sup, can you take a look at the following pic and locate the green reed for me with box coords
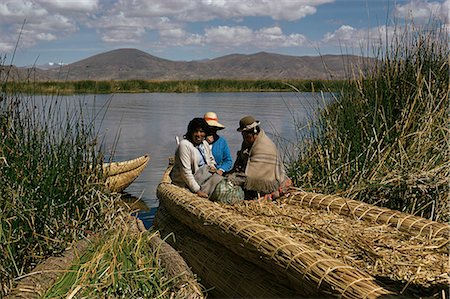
[44,226,181,298]
[7,78,346,94]
[0,81,122,295]
[288,21,449,221]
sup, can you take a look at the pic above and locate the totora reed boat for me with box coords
[103,154,150,193]
[155,158,449,299]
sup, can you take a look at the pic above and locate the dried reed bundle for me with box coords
[102,154,150,176]
[155,204,300,298]
[6,236,98,299]
[221,198,449,296]
[7,213,203,299]
[286,190,449,238]
[157,175,397,299]
[104,154,150,192]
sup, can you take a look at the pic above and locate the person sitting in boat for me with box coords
[203,111,233,175]
[230,115,292,200]
[170,117,223,198]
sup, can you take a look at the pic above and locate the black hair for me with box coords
[184,117,210,141]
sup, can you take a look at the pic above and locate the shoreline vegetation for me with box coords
[4,78,347,94]
[1,19,448,297]
[287,21,449,223]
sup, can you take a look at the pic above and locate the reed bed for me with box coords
[287,20,449,222]
[6,78,345,94]
[0,76,124,295]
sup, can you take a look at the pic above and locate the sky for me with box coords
[0,0,448,67]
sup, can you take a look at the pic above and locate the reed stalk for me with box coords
[287,20,449,222]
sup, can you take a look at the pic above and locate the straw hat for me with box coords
[204,112,225,130]
[237,115,260,132]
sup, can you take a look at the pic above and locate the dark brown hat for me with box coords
[237,115,260,132]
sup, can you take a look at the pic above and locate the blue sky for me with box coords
[1,0,448,67]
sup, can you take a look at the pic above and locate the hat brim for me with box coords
[237,121,260,132]
[206,120,225,129]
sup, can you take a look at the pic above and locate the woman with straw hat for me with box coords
[203,112,233,176]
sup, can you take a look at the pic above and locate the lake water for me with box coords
[72,92,328,224]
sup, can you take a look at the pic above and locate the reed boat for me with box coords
[155,159,449,299]
[103,154,150,193]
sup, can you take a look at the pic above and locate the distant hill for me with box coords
[9,48,372,81]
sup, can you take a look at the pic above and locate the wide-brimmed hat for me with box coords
[204,112,225,130]
[237,115,260,132]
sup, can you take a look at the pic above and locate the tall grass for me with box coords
[288,21,449,221]
[0,66,123,295]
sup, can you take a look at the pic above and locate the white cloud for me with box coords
[105,0,333,22]
[37,0,98,12]
[393,0,448,23]
[90,0,323,47]
[321,24,396,51]
[0,0,90,50]
[0,0,332,55]
[0,1,47,21]
[200,25,307,49]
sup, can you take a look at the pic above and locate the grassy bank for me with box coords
[5,78,347,94]
[287,22,449,222]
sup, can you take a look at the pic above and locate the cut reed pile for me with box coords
[286,190,449,238]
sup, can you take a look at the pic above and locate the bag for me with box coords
[210,178,245,204]
[194,165,224,196]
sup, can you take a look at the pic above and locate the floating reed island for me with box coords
[155,162,449,298]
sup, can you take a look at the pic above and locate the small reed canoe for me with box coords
[103,154,149,193]
[155,159,449,299]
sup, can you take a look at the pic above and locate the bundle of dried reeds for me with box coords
[103,154,150,192]
[155,204,300,298]
[157,179,397,299]
[221,198,449,296]
[157,160,448,298]
[286,190,449,238]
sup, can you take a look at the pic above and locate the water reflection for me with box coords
[120,193,157,228]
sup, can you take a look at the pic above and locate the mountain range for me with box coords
[6,48,371,81]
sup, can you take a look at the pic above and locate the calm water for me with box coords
[61,92,327,222]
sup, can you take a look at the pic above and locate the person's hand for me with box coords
[208,165,217,173]
[257,193,273,202]
[196,190,208,198]
[216,169,224,176]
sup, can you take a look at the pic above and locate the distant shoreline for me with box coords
[7,78,347,94]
